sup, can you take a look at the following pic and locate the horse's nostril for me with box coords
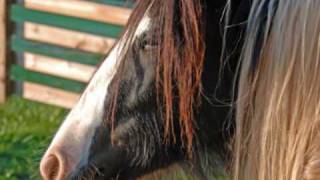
[40,152,68,180]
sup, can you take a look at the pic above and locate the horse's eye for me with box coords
[142,43,157,51]
[139,34,157,51]
[140,41,157,51]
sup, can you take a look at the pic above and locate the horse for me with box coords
[39,0,320,178]
[39,0,250,179]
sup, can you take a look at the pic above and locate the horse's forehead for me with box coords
[133,3,154,38]
[134,15,152,37]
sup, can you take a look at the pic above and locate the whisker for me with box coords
[91,164,104,177]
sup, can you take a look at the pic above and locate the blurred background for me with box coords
[0,0,132,179]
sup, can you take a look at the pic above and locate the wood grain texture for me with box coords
[24,53,96,83]
[10,65,86,93]
[25,0,131,26]
[25,22,116,54]
[0,0,7,103]
[11,5,124,38]
[23,82,80,109]
[11,36,103,66]
[93,0,133,8]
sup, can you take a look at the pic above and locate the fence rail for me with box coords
[8,0,132,108]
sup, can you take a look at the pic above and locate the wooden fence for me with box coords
[8,0,132,108]
[0,0,8,103]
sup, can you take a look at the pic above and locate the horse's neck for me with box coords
[197,0,251,164]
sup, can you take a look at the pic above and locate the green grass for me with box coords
[0,96,68,180]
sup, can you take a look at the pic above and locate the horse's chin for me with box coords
[68,171,135,180]
[67,164,128,180]
[67,169,103,180]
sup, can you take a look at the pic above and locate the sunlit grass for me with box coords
[0,96,67,179]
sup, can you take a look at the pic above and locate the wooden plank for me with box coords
[24,53,96,83]
[23,82,80,109]
[93,0,133,8]
[11,5,124,38]
[24,22,115,54]
[25,0,132,26]
[0,0,7,103]
[10,65,86,93]
[11,36,104,66]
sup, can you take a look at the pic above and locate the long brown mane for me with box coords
[108,0,205,154]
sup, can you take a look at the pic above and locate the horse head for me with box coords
[39,0,248,179]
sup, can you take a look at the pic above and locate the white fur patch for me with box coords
[134,15,151,37]
[42,13,152,173]
[44,39,123,170]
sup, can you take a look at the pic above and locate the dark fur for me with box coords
[69,0,250,179]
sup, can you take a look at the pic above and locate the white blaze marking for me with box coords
[135,15,151,37]
[43,13,152,172]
